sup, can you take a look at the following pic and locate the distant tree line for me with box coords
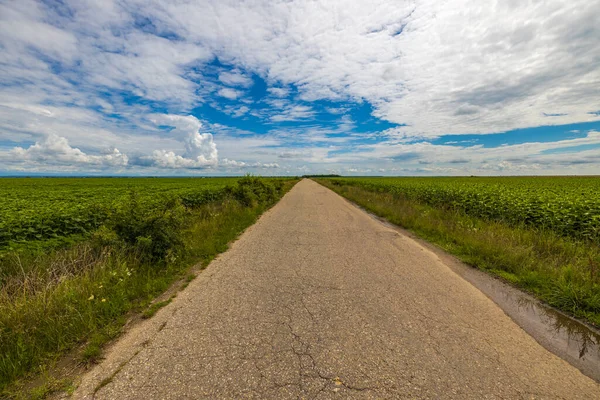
[302,174,341,178]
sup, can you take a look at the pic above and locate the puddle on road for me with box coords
[367,210,600,383]
[456,267,600,383]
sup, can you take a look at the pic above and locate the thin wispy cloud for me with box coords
[0,0,599,175]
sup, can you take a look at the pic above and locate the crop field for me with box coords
[327,176,600,244]
[0,177,242,252]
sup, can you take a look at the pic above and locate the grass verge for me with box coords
[316,179,600,327]
[0,177,297,398]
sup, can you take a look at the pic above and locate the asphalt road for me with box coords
[74,179,600,399]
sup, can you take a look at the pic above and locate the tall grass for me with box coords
[0,177,296,396]
[317,180,600,327]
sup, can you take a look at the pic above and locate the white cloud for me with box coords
[132,0,598,136]
[148,114,218,168]
[278,150,312,159]
[0,1,78,61]
[270,105,315,122]
[217,88,242,100]
[10,134,128,167]
[338,130,600,175]
[232,106,249,118]
[2,0,599,137]
[219,71,253,87]
[221,158,279,169]
[258,162,280,169]
[220,105,250,118]
[150,150,211,169]
[221,158,247,168]
[267,87,289,98]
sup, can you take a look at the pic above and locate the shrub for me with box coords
[109,192,187,262]
[230,176,278,207]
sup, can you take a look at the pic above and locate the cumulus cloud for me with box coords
[150,150,212,169]
[10,134,128,167]
[221,158,247,168]
[148,114,218,169]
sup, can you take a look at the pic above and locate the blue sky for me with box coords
[0,0,599,176]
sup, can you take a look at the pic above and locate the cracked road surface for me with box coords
[74,179,600,399]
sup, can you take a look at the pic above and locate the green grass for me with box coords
[23,377,73,400]
[317,179,600,327]
[141,299,173,319]
[0,177,297,398]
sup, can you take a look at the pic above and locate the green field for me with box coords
[0,177,243,252]
[0,176,296,396]
[318,176,600,327]
[327,176,600,244]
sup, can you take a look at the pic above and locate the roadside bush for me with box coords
[99,178,282,262]
[109,192,187,262]
[230,176,278,206]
